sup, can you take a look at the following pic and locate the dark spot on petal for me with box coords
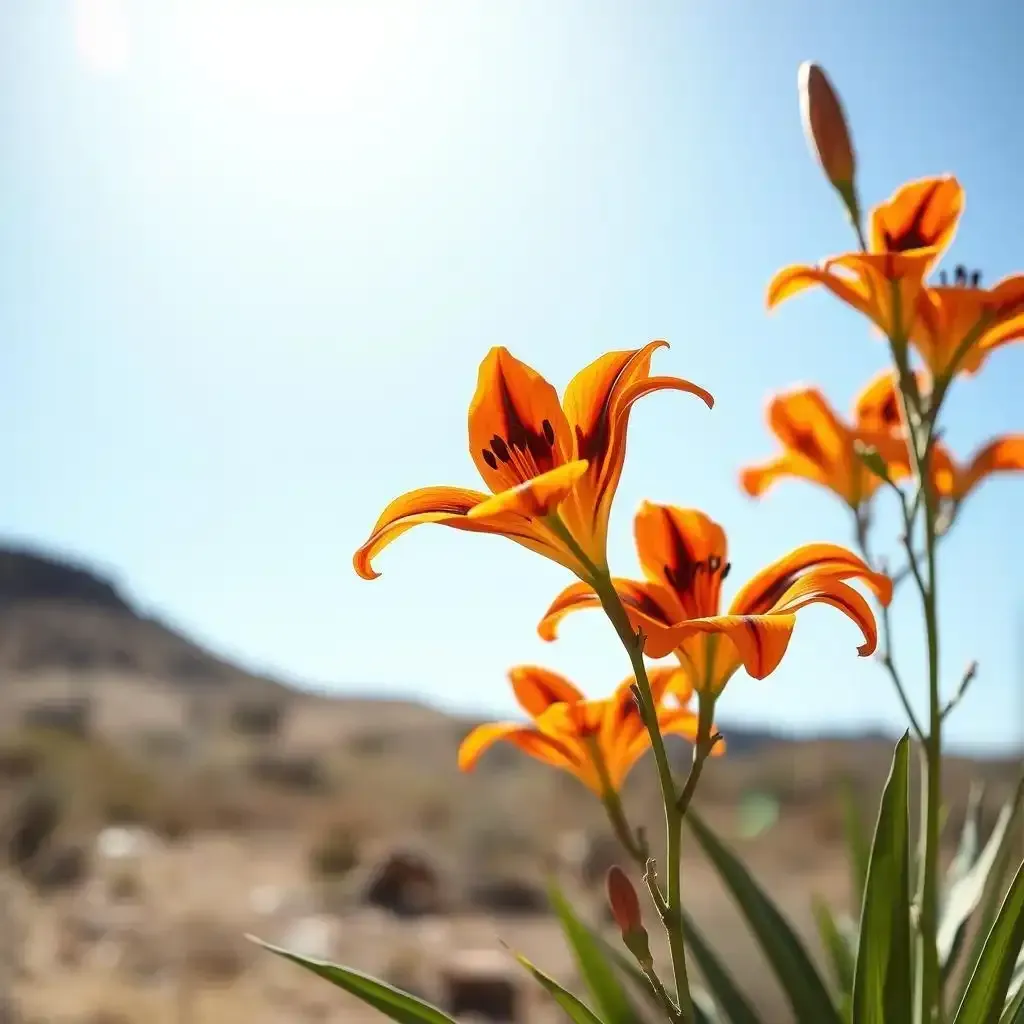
[491,436,511,463]
[482,449,498,470]
[789,427,824,464]
[542,419,555,446]
[882,179,942,252]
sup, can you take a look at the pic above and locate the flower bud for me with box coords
[606,865,643,934]
[606,866,653,966]
[798,62,856,191]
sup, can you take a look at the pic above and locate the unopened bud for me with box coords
[606,866,653,966]
[799,62,855,190]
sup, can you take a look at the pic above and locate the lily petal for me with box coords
[608,706,707,789]
[730,542,892,615]
[869,176,964,261]
[353,485,491,580]
[954,436,1024,501]
[640,615,798,675]
[559,341,713,567]
[740,451,833,499]
[536,577,681,642]
[467,460,589,520]
[633,503,728,617]
[508,665,585,718]
[853,368,911,433]
[767,261,874,318]
[468,347,572,493]
[458,722,581,773]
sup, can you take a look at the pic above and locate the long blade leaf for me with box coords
[509,947,606,1024]
[954,775,1024,1002]
[548,880,643,1023]
[252,937,458,1024]
[851,733,912,1024]
[953,855,1024,1024]
[686,808,841,1024]
[812,896,855,1012]
[680,906,761,1024]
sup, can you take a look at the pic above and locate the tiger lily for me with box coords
[911,265,1024,381]
[353,343,712,583]
[457,664,721,796]
[767,176,964,343]
[739,385,912,508]
[930,437,1024,504]
[852,372,1024,505]
[538,503,891,696]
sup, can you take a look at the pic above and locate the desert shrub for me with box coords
[246,752,329,793]
[3,779,63,871]
[20,698,93,739]
[308,821,361,879]
[229,698,285,739]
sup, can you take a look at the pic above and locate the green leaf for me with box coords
[548,880,641,1023]
[840,780,871,908]
[1005,947,1024,1008]
[851,732,912,1024]
[686,808,841,1024]
[509,947,606,1024]
[680,906,761,1024]
[952,855,1024,1024]
[812,895,856,1009]
[587,928,717,1024]
[941,782,1021,980]
[944,784,985,900]
[954,776,1024,1003]
[1001,961,1024,1024]
[251,937,457,1024]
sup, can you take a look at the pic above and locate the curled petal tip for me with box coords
[352,550,382,581]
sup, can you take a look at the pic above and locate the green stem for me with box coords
[593,578,695,1024]
[889,339,942,1024]
[918,458,943,1024]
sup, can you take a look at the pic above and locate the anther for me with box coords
[708,555,721,573]
[954,264,967,286]
[542,419,555,446]
[970,270,981,287]
[939,270,948,286]
[491,436,511,463]
[721,562,731,580]
[481,449,498,470]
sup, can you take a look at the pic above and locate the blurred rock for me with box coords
[464,876,548,916]
[361,847,448,917]
[441,949,520,1022]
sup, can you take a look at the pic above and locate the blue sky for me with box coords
[2,1,1022,753]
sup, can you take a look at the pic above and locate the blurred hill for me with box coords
[0,541,1020,1024]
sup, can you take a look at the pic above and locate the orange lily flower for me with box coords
[538,503,892,697]
[930,437,1024,503]
[457,664,722,795]
[739,385,912,507]
[852,367,920,434]
[912,265,1024,380]
[353,343,712,583]
[767,176,964,342]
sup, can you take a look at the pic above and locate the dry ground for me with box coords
[1,672,1020,1024]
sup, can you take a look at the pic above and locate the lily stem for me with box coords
[892,348,943,1024]
[594,578,695,1024]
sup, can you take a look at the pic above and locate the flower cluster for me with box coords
[335,60,1024,1024]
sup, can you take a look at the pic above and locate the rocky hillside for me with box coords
[0,545,280,692]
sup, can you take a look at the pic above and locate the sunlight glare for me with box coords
[74,0,131,77]
[181,0,428,109]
